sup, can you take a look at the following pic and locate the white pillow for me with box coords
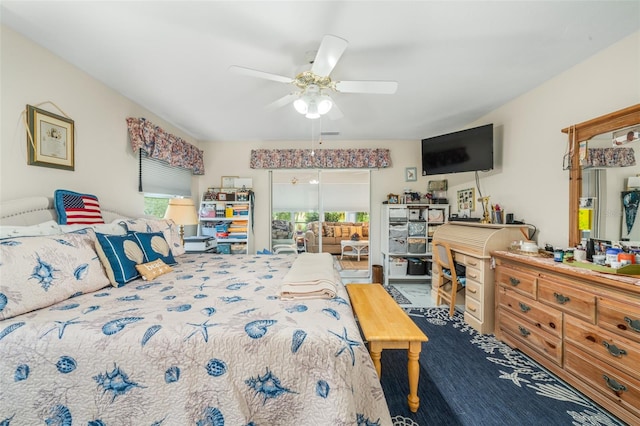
[0,229,111,320]
[59,219,127,235]
[0,220,62,239]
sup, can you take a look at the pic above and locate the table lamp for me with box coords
[164,198,199,246]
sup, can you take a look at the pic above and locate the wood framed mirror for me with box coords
[562,104,640,247]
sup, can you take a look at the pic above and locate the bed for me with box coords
[0,197,392,425]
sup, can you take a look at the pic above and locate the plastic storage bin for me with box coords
[217,244,231,254]
[407,258,428,275]
[389,258,408,277]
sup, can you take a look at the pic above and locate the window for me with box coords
[139,150,192,218]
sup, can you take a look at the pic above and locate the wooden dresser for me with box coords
[493,251,640,425]
[431,222,527,334]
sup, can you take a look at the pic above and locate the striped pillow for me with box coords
[54,189,104,225]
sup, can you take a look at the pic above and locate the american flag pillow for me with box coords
[54,189,105,225]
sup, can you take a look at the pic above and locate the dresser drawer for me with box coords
[598,297,640,345]
[465,278,482,303]
[497,286,562,337]
[565,315,640,379]
[464,265,482,288]
[565,344,640,419]
[538,276,596,323]
[496,264,537,299]
[498,309,562,365]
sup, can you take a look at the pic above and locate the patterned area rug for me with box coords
[385,285,412,305]
[337,258,369,270]
[381,307,625,426]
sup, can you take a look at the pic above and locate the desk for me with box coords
[346,283,428,412]
[341,240,369,261]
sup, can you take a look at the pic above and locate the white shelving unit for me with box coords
[380,203,449,286]
[198,189,253,254]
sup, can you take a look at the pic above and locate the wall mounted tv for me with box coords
[421,123,494,175]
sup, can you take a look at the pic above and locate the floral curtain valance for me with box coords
[126,117,205,175]
[250,148,391,169]
[586,147,635,168]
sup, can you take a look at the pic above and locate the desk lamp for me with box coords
[164,198,199,246]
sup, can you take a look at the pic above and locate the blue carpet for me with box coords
[381,307,626,426]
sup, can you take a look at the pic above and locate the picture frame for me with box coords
[387,193,400,204]
[221,176,238,188]
[26,104,74,171]
[405,167,417,182]
[457,188,475,211]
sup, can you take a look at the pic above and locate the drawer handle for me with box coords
[602,341,627,358]
[468,288,477,294]
[468,306,477,313]
[518,302,531,313]
[509,277,520,286]
[624,316,640,332]
[468,272,478,279]
[518,326,530,337]
[602,375,627,394]
[553,293,570,304]
[467,260,478,266]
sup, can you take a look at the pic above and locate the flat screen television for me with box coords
[421,123,494,175]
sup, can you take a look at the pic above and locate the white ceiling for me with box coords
[2,1,639,143]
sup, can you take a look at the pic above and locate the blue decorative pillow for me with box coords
[54,189,104,225]
[94,233,145,287]
[133,232,177,265]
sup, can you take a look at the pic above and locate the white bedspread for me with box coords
[0,253,391,425]
[280,252,339,299]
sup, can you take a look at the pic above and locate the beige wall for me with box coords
[0,25,200,215]
[2,24,639,264]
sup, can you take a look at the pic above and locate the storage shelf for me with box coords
[200,217,248,221]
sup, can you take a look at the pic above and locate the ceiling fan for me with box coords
[229,34,398,119]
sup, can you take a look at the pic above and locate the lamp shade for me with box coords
[164,198,199,226]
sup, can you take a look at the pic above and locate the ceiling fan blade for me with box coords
[228,65,293,84]
[311,34,348,77]
[265,93,298,110]
[335,80,398,94]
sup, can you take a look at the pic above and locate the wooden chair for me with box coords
[433,241,465,317]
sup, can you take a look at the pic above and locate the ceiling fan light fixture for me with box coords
[293,97,308,114]
[305,99,320,119]
[317,95,333,115]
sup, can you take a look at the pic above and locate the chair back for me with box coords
[433,241,458,281]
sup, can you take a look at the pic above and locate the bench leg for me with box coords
[407,341,421,412]
[369,341,382,377]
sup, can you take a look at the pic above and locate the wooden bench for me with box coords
[346,283,429,412]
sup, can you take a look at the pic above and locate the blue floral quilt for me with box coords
[0,253,391,425]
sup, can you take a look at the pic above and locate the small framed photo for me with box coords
[26,104,74,171]
[457,188,475,211]
[387,193,400,204]
[405,167,417,182]
[221,176,238,188]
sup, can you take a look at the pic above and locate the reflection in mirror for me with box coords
[580,128,640,244]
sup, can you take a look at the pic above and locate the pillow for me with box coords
[59,220,127,235]
[0,220,62,239]
[350,226,364,238]
[135,259,173,281]
[94,232,145,287]
[120,218,185,257]
[333,226,342,237]
[0,229,110,320]
[54,189,105,225]
[133,231,177,265]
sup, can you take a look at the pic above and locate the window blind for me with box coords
[139,150,192,196]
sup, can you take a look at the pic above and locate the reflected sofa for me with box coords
[304,221,369,254]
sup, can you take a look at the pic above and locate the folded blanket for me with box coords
[280,253,339,300]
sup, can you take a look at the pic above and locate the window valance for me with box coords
[586,147,635,168]
[126,117,204,175]
[250,148,391,169]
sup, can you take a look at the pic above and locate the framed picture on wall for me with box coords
[405,167,417,182]
[221,176,238,188]
[26,104,75,171]
[457,188,475,211]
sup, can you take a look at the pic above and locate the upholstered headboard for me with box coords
[0,197,136,226]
